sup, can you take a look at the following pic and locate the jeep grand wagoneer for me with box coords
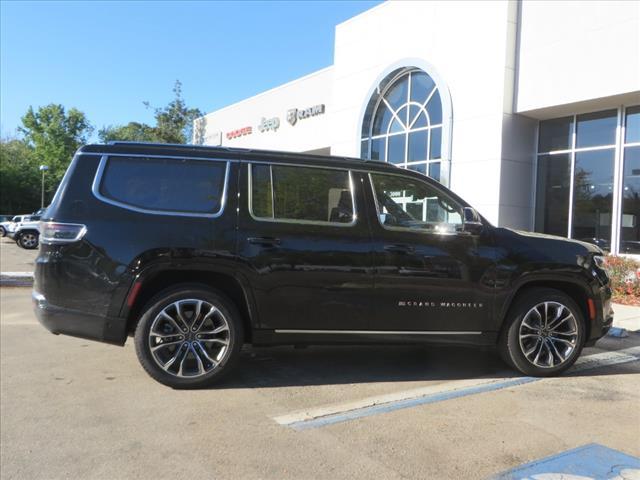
[33,142,613,388]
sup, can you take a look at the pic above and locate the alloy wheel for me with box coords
[148,299,230,378]
[20,233,38,248]
[518,301,579,369]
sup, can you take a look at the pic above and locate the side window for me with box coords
[99,156,227,215]
[370,172,463,233]
[250,164,355,224]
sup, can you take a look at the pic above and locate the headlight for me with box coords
[592,255,605,269]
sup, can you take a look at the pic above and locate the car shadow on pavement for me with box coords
[217,345,517,389]
[214,341,640,389]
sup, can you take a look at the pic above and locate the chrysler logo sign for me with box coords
[287,104,325,126]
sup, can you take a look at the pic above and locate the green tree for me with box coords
[98,81,202,145]
[145,80,203,144]
[19,104,93,197]
[0,137,39,213]
[98,121,157,143]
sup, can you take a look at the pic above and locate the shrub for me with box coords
[603,255,640,305]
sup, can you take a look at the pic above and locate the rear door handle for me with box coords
[248,236,281,247]
[384,244,415,254]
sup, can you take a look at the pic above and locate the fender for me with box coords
[495,269,603,339]
[116,251,260,335]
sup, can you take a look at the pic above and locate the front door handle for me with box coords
[384,244,414,254]
[248,236,281,247]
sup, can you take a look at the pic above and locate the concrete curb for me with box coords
[1,272,34,287]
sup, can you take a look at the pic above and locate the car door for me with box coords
[237,161,374,331]
[365,170,496,333]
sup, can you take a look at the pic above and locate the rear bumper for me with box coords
[32,290,127,346]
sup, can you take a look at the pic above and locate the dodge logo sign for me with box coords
[226,126,252,140]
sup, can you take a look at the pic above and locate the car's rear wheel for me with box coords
[0,226,6,237]
[17,231,39,249]
[499,288,585,377]
[134,284,244,389]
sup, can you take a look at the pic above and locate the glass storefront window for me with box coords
[619,105,640,254]
[361,68,444,182]
[571,149,615,248]
[576,110,617,149]
[535,154,571,237]
[625,106,640,144]
[620,147,640,254]
[536,106,640,256]
[538,116,573,153]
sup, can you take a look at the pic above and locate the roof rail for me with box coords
[107,141,205,148]
[102,141,386,164]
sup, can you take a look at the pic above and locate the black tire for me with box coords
[0,226,6,237]
[499,288,585,377]
[17,231,39,249]
[134,284,244,389]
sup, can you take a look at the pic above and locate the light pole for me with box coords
[39,165,49,208]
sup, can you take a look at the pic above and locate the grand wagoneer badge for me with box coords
[398,301,484,308]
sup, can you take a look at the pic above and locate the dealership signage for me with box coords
[226,126,252,140]
[287,104,325,126]
[225,103,325,141]
[258,116,280,133]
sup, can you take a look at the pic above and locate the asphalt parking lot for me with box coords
[1,280,639,479]
[0,237,38,272]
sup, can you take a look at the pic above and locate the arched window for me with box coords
[361,68,444,181]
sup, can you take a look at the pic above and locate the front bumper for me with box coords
[585,285,614,346]
[32,290,127,346]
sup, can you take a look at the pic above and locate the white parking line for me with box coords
[273,346,640,430]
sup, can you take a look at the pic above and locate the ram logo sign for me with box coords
[286,104,325,126]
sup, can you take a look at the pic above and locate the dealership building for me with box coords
[194,0,640,256]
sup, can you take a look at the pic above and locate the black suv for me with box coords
[33,142,613,388]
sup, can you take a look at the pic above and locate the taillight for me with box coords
[40,222,87,244]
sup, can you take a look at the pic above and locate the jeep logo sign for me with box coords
[286,104,325,126]
[258,116,280,133]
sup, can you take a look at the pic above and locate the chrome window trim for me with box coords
[274,329,482,335]
[247,162,358,228]
[91,154,230,218]
[367,171,465,236]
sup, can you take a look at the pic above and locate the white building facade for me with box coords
[194,0,640,256]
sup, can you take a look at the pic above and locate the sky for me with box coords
[0,0,381,139]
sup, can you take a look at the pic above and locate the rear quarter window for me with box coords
[98,156,227,215]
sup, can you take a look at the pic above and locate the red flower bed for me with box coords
[603,256,640,306]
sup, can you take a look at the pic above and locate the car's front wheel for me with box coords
[134,284,244,388]
[17,231,39,249]
[499,288,585,377]
[0,226,6,237]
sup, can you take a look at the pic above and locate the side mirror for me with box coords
[462,207,483,235]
